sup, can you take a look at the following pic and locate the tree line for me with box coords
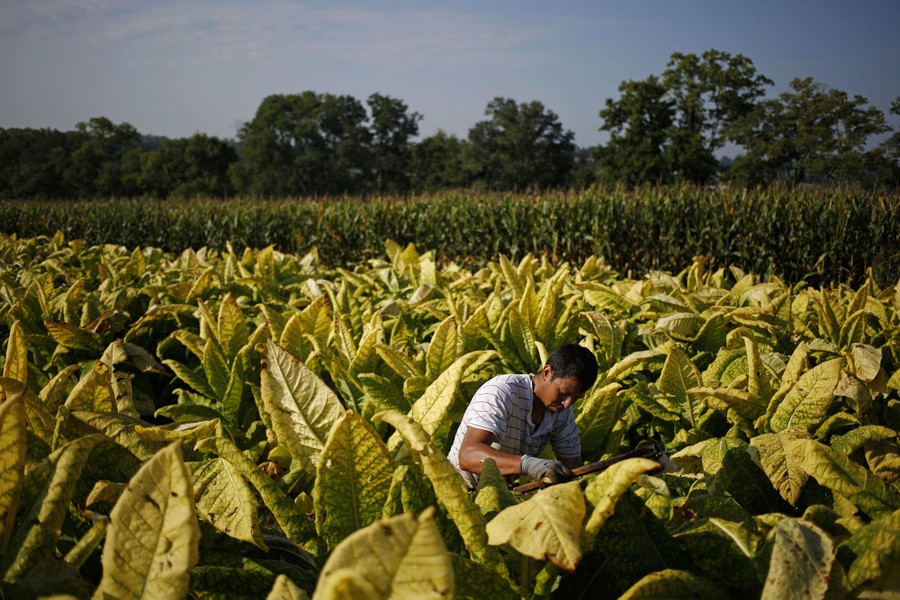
[2,49,899,200]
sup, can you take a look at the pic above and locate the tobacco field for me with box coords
[1,231,899,599]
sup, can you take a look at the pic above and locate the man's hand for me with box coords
[520,455,575,486]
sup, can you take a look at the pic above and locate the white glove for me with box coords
[520,455,575,486]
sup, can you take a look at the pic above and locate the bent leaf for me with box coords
[313,506,453,600]
[750,428,811,506]
[2,433,104,582]
[760,518,834,600]
[261,340,343,472]
[619,569,730,599]
[841,507,900,589]
[95,442,200,600]
[786,439,900,518]
[486,481,585,572]
[375,409,506,577]
[410,350,495,437]
[583,457,661,548]
[313,411,394,549]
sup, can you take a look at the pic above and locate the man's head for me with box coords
[546,343,599,393]
[533,344,599,412]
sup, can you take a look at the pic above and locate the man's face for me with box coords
[537,368,585,412]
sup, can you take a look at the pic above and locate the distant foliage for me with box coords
[0,186,896,287]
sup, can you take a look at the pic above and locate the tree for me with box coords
[65,117,141,197]
[729,78,889,184]
[367,93,421,193]
[233,92,372,196]
[595,49,772,185]
[409,131,470,191]
[139,134,238,198]
[466,98,575,190]
[594,76,675,186]
[0,128,78,199]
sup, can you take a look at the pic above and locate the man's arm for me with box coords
[457,427,524,476]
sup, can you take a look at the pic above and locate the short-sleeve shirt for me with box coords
[447,373,581,488]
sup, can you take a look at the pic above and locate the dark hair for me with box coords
[545,343,598,393]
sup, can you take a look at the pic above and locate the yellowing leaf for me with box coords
[842,508,900,589]
[188,457,267,550]
[759,518,834,600]
[410,351,495,437]
[267,574,311,600]
[658,346,703,426]
[95,442,200,600]
[786,439,900,518]
[375,410,506,577]
[313,507,453,600]
[619,569,730,599]
[0,390,26,554]
[487,481,585,571]
[2,321,27,384]
[2,434,104,582]
[313,411,394,549]
[769,358,844,433]
[583,458,661,548]
[261,340,343,472]
[750,428,811,506]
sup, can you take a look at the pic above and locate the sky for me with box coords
[1,0,899,154]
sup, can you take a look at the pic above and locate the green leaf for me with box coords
[486,481,585,571]
[582,311,623,371]
[0,390,26,555]
[314,506,453,599]
[474,458,517,522]
[426,317,459,381]
[449,554,519,600]
[583,458,661,548]
[750,428,811,506]
[218,293,250,361]
[716,447,787,515]
[655,312,705,341]
[187,457,267,550]
[840,508,900,589]
[214,425,318,553]
[675,518,763,596]
[260,340,343,473]
[45,321,101,353]
[786,439,900,518]
[2,321,27,384]
[410,351,495,438]
[831,425,897,456]
[2,434,104,582]
[619,569,732,599]
[374,409,506,577]
[575,382,627,459]
[601,350,665,386]
[94,442,199,600]
[690,386,766,423]
[313,411,394,549]
[769,358,844,433]
[72,411,164,462]
[658,346,704,427]
[760,518,834,600]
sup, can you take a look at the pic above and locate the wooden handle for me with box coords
[510,446,662,494]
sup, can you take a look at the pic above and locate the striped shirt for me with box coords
[447,373,581,488]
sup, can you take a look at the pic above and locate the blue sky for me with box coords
[1,1,898,153]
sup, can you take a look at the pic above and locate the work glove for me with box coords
[520,455,575,486]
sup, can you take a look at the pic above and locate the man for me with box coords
[448,343,599,489]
